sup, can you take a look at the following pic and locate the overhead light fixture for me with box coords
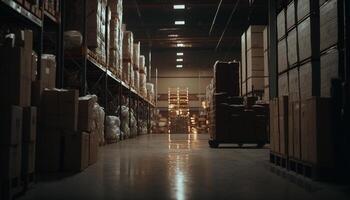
[168,34,179,37]
[173,5,185,9]
[177,43,184,47]
[176,65,183,68]
[176,58,183,62]
[175,20,185,25]
[177,52,184,56]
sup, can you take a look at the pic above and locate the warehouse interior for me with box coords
[0,0,350,199]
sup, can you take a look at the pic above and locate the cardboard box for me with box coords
[288,101,301,159]
[0,145,22,179]
[63,132,89,172]
[299,62,313,100]
[36,131,62,172]
[278,96,288,156]
[78,96,95,132]
[320,48,339,97]
[247,77,265,93]
[241,33,247,83]
[23,107,37,143]
[297,0,312,22]
[21,142,36,175]
[89,132,99,165]
[288,67,300,102]
[278,39,288,73]
[300,97,334,166]
[269,99,279,152]
[278,72,289,97]
[298,17,312,61]
[41,89,79,131]
[277,10,286,40]
[41,54,56,89]
[0,106,23,145]
[246,25,265,50]
[287,28,298,66]
[320,0,338,52]
[0,39,32,107]
[286,1,296,30]
[31,80,44,106]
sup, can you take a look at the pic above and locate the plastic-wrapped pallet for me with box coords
[134,70,139,92]
[133,42,140,70]
[130,67,135,88]
[139,55,146,73]
[92,102,105,144]
[119,105,130,138]
[122,63,131,84]
[139,73,147,97]
[122,31,133,62]
[146,83,155,102]
[105,116,121,141]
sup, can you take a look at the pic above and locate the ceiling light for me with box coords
[176,65,183,68]
[175,20,185,25]
[177,52,184,56]
[173,5,185,9]
[176,58,183,62]
[168,34,179,37]
[177,43,184,47]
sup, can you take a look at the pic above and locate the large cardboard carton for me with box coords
[288,101,301,159]
[300,97,334,167]
[41,54,56,89]
[23,107,37,143]
[41,89,79,131]
[0,106,23,145]
[269,99,279,152]
[0,145,22,180]
[31,80,44,107]
[78,96,95,132]
[63,132,89,172]
[278,96,288,156]
[36,131,62,172]
[89,132,99,165]
[21,142,36,175]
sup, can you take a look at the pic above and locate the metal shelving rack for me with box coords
[1,0,155,141]
[168,88,189,134]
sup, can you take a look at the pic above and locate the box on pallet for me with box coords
[41,89,79,131]
[63,132,89,172]
[78,96,96,132]
[41,54,57,89]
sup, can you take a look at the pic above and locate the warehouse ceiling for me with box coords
[123,0,268,51]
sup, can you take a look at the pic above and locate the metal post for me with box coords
[268,0,277,98]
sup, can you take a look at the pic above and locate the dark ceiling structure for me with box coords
[123,0,268,51]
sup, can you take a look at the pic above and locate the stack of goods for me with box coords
[146,83,155,103]
[122,31,133,84]
[108,0,123,77]
[241,26,267,97]
[92,101,105,146]
[139,55,147,97]
[64,31,83,50]
[78,95,101,165]
[120,105,130,138]
[263,27,269,102]
[66,0,108,62]
[197,111,208,134]
[0,30,36,199]
[168,88,189,134]
[44,0,60,17]
[268,0,344,180]
[133,42,140,91]
[37,89,89,173]
[129,109,137,137]
[105,116,121,143]
[156,116,168,134]
[139,120,148,135]
[14,0,42,18]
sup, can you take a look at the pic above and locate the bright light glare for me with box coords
[173,5,185,9]
[177,52,184,56]
[176,58,183,62]
[175,20,185,25]
[176,65,183,68]
[168,34,179,37]
[177,43,184,47]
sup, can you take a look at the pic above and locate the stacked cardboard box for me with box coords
[122,31,133,84]
[263,27,269,102]
[214,61,240,96]
[241,25,268,97]
[0,30,35,199]
[133,42,140,91]
[139,56,147,97]
[108,0,123,78]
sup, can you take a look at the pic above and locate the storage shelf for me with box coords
[1,0,42,27]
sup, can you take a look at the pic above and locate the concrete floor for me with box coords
[20,134,349,200]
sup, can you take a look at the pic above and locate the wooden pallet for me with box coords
[270,151,288,169]
[288,158,334,181]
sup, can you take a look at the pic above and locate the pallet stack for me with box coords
[122,30,133,84]
[108,0,123,78]
[133,42,140,91]
[14,0,42,19]
[139,55,147,97]
[270,0,344,180]
[241,25,267,98]
[44,0,60,17]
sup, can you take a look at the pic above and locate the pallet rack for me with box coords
[168,88,189,134]
[0,0,155,141]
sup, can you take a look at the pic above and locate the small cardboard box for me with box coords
[78,96,95,132]
[41,54,56,89]
[23,107,37,143]
[278,96,288,156]
[63,132,89,172]
[0,106,23,145]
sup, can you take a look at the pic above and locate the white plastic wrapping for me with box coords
[139,55,146,73]
[130,67,135,88]
[105,116,121,140]
[139,73,147,97]
[146,83,155,102]
[133,42,140,70]
[122,31,133,61]
[91,99,105,144]
[134,70,139,91]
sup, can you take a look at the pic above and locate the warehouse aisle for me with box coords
[20,134,348,200]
